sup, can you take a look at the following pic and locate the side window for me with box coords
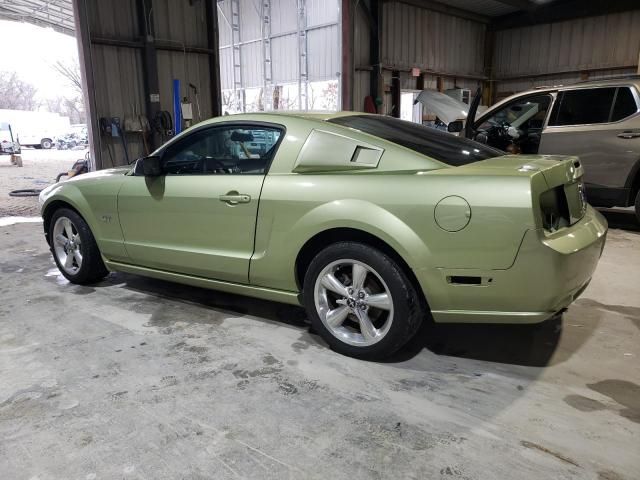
[161,125,283,175]
[477,94,552,132]
[611,87,638,122]
[549,88,616,126]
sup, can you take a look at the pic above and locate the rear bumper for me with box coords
[417,205,608,324]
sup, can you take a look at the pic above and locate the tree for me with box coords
[52,59,83,95]
[0,71,39,110]
[49,58,86,123]
[44,96,85,124]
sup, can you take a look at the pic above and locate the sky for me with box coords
[0,20,80,100]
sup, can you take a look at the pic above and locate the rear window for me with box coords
[548,87,637,126]
[329,115,502,166]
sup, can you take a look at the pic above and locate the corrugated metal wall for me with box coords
[494,10,640,97]
[85,0,217,168]
[381,1,486,77]
[217,0,340,111]
[353,1,485,114]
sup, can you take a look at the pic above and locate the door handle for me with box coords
[617,131,640,139]
[219,192,251,204]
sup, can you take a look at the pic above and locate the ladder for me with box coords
[262,0,273,110]
[297,0,308,110]
[231,0,244,112]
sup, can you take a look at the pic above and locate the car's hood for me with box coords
[72,166,132,180]
[414,90,469,125]
[39,166,131,208]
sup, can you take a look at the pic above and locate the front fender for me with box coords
[41,183,101,241]
[40,174,129,262]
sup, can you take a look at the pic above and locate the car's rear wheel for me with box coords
[41,138,53,149]
[303,242,424,360]
[49,208,109,284]
[634,189,640,225]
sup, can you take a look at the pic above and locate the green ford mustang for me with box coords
[39,112,607,359]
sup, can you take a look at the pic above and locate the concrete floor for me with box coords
[0,212,639,480]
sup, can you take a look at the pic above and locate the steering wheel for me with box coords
[475,122,515,152]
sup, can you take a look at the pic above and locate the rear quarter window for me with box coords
[611,87,639,121]
[549,88,616,126]
[328,115,502,167]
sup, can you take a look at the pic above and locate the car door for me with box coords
[539,85,640,197]
[117,122,284,284]
[474,93,553,154]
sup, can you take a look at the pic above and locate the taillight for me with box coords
[540,187,570,231]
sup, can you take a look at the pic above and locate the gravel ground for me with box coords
[0,148,88,216]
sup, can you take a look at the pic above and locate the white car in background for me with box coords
[0,122,21,155]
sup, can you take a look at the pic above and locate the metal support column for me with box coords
[297,0,308,110]
[205,0,222,117]
[341,0,352,111]
[136,0,162,150]
[391,70,400,118]
[482,29,495,107]
[71,0,100,169]
[369,0,381,112]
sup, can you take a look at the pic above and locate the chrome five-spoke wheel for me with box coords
[52,216,83,275]
[314,259,394,347]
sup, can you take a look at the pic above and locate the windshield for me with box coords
[329,115,502,166]
[478,95,551,131]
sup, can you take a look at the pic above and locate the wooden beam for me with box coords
[491,0,640,31]
[490,0,533,10]
[388,0,490,24]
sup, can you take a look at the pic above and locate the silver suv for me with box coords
[466,76,640,222]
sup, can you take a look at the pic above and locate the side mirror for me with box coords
[447,120,464,133]
[141,156,162,176]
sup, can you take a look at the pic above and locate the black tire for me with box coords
[49,208,109,284]
[303,242,425,360]
[635,189,640,225]
[41,138,53,149]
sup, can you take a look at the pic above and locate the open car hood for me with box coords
[414,90,469,125]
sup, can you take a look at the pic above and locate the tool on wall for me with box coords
[189,83,201,122]
[181,98,194,129]
[152,110,173,143]
[100,116,130,165]
[124,104,151,155]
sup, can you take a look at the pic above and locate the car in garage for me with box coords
[463,77,640,221]
[39,112,608,359]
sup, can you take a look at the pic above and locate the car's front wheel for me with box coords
[303,242,424,360]
[635,189,640,225]
[49,208,109,284]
